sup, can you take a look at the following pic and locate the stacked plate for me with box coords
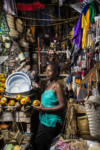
[16,18,23,33]
[6,14,19,38]
[6,72,32,94]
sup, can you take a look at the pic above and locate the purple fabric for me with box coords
[73,13,82,49]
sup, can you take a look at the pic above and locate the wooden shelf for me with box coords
[0,111,30,123]
[79,61,100,86]
[40,74,68,77]
[33,50,67,53]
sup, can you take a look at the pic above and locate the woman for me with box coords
[33,63,66,150]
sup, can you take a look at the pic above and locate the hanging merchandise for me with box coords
[73,13,82,50]
[15,18,23,33]
[37,8,51,25]
[71,1,97,67]
[73,1,96,50]
[3,0,17,15]
[81,9,90,50]
[81,2,96,50]
[86,26,95,49]
[59,0,66,7]
[16,0,45,11]
[6,14,19,39]
[0,12,9,34]
[94,16,100,42]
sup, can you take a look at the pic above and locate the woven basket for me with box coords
[77,116,90,135]
[77,115,95,140]
[85,96,100,139]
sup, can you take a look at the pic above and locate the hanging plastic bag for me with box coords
[3,0,17,15]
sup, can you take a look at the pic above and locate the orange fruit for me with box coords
[33,100,40,106]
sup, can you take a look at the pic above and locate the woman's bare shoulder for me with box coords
[55,82,63,89]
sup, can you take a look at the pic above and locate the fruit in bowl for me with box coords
[33,100,40,106]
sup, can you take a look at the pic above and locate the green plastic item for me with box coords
[2,49,7,54]
[4,144,14,150]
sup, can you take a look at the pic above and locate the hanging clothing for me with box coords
[73,13,82,49]
[16,0,45,11]
[73,2,90,49]
[70,43,81,67]
[90,1,96,24]
[81,2,96,49]
[73,1,96,50]
[81,9,90,50]
[3,0,17,15]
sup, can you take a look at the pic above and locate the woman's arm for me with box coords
[34,83,66,112]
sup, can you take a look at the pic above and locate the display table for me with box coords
[0,111,31,133]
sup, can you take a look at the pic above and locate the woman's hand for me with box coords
[33,103,45,111]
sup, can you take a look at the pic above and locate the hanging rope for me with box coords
[18,16,72,21]
[22,16,78,26]
[37,10,59,19]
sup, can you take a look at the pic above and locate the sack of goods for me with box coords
[85,95,100,139]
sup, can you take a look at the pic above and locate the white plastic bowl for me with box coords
[6,72,31,93]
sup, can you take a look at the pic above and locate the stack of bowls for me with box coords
[5,72,32,94]
[16,18,23,33]
[6,14,19,38]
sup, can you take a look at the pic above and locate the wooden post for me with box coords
[38,37,40,76]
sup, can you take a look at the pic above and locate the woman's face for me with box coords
[46,65,55,80]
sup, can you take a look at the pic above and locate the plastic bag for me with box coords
[3,0,17,15]
[50,134,71,150]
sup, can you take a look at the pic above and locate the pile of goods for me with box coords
[0,94,31,107]
[0,73,6,107]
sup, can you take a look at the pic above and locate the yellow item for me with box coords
[13,145,21,150]
[30,26,35,35]
[33,100,40,106]
[20,97,27,105]
[75,79,81,84]
[81,9,90,49]
[0,74,5,78]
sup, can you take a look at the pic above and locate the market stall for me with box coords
[0,0,100,149]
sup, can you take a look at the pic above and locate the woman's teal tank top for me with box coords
[39,89,64,127]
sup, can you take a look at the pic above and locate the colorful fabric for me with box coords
[90,1,96,24]
[17,1,45,11]
[39,89,63,127]
[73,1,96,50]
[81,9,90,49]
[73,13,82,49]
